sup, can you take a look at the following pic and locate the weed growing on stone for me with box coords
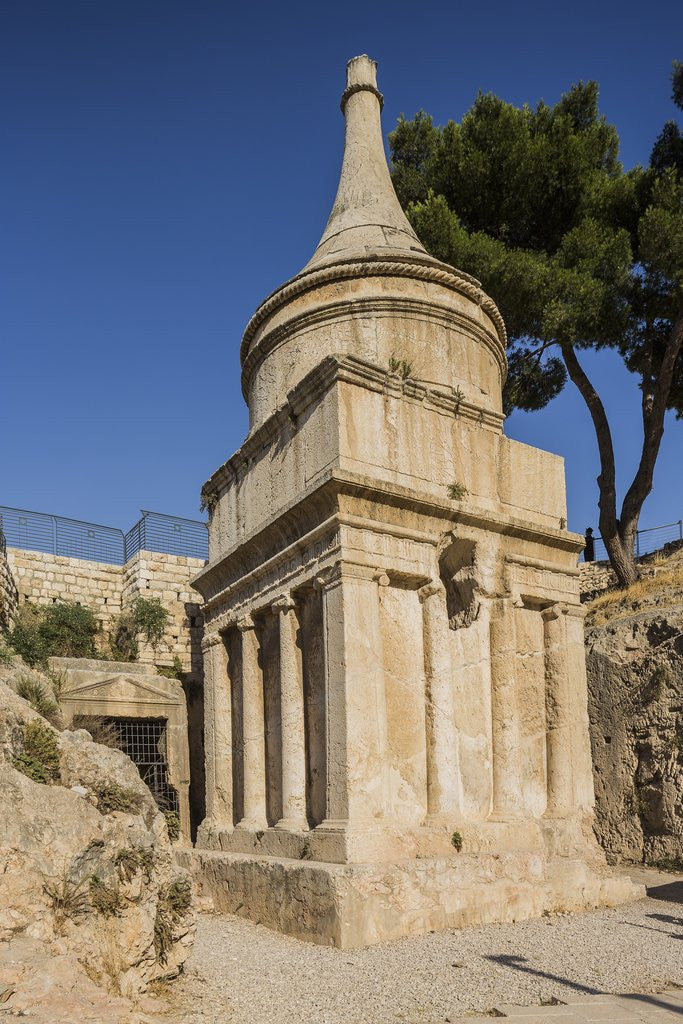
[0,638,15,665]
[13,720,60,784]
[44,872,90,929]
[114,846,155,882]
[388,355,414,379]
[94,782,144,815]
[72,715,121,748]
[451,831,463,852]
[154,876,192,964]
[15,673,60,725]
[89,875,124,917]
[447,481,469,502]
[163,810,181,842]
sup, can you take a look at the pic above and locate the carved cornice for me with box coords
[201,353,504,504]
[240,254,507,369]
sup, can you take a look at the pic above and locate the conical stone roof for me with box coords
[303,55,427,268]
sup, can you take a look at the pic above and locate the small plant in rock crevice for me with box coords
[388,355,414,379]
[451,830,463,852]
[89,875,124,917]
[94,782,144,815]
[43,871,90,929]
[13,720,61,784]
[0,638,15,665]
[114,846,155,882]
[163,810,181,843]
[154,876,192,964]
[447,481,469,502]
[15,673,60,726]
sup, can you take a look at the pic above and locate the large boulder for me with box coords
[0,674,195,1022]
[585,560,683,866]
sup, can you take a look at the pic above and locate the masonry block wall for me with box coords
[6,547,204,674]
[0,545,19,630]
[5,545,207,834]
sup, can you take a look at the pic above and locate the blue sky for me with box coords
[2,0,681,537]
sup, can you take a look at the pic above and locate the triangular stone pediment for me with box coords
[61,671,182,705]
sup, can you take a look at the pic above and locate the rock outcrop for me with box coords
[585,557,683,866]
[0,669,195,1023]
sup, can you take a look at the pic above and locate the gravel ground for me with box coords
[164,871,683,1024]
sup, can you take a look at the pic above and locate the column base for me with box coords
[178,846,644,950]
[274,817,310,833]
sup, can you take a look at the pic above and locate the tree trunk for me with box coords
[561,310,682,589]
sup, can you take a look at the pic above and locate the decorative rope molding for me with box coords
[340,81,384,112]
[240,255,508,368]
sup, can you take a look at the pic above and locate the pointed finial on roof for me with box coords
[304,55,426,269]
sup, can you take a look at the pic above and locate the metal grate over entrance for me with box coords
[103,717,179,813]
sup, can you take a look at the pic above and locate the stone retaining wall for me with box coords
[0,543,19,630]
[5,547,204,676]
[579,561,616,598]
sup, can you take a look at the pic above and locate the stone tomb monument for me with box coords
[190,56,639,946]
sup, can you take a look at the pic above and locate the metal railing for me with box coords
[124,510,208,562]
[586,519,683,562]
[0,506,207,566]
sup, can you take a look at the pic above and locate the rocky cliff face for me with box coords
[0,666,195,1023]
[585,558,683,867]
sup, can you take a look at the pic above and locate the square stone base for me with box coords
[177,847,643,949]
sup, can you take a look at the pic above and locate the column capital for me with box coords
[236,613,256,632]
[271,593,297,613]
[418,578,446,602]
[541,602,565,623]
[201,632,224,653]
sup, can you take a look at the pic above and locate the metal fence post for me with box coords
[679,520,682,542]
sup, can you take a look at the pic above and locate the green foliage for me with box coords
[12,720,60,784]
[163,809,181,843]
[388,355,414,379]
[447,481,469,501]
[130,597,169,652]
[157,656,184,680]
[15,673,60,726]
[114,846,155,882]
[389,80,682,419]
[108,611,138,662]
[0,638,15,665]
[9,601,98,666]
[154,876,192,964]
[94,782,144,815]
[89,875,124,917]
[44,872,90,928]
[451,830,463,852]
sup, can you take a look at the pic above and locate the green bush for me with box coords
[94,782,144,815]
[130,597,169,652]
[157,655,184,681]
[13,720,61,784]
[15,673,61,726]
[9,601,98,666]
[108,611,138,662]
[0,637,16,665]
